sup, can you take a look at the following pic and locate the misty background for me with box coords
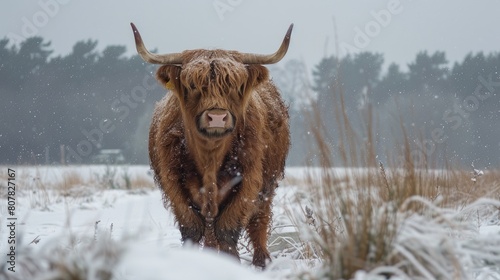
[1,1,499,168]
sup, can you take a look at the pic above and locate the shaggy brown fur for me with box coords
[148,49,290,268]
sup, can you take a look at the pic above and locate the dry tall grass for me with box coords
[3,166,155,211]
[296,83,500,279]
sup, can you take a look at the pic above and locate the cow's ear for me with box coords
[246,65,269,87]
[156,65,182,92]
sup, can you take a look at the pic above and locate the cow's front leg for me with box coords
[247,198,273,268]
[179,220,203,245]
[173,199,205,246]
[165,172,205,246]
[214,168,263,262]
[215,225,241,261]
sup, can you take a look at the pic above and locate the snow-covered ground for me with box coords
[0,165,308,279]
[1,165,499,279]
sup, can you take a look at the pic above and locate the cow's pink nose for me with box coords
[207,113,227,128]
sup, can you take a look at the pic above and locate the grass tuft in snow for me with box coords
[286,80,500,279]
[0,224,124,280]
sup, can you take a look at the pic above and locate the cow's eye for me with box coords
[238,85,245,97]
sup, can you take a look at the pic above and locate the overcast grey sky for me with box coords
[2,1,499,71]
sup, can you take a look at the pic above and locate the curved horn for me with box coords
[130,23,183,65]
[240,24,293,65]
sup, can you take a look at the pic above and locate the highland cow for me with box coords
[131,22,292,268]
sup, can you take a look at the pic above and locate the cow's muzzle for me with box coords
[197,109,235,138]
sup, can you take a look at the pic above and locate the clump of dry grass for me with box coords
[292,83,500,279]
[93,165,154,190]
[128,174,155,190]
[7,165,154,211]
[57,170,92,197]
[27,170,53,210]
[61,170,86,188]
[0,223,123,280]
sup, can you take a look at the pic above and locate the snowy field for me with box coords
[1,165,499,279]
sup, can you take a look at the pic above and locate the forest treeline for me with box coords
[305,51,500,168]
[1,36,499,167]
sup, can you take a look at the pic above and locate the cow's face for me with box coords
[130,22,292,139]
[156,50,268,139]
